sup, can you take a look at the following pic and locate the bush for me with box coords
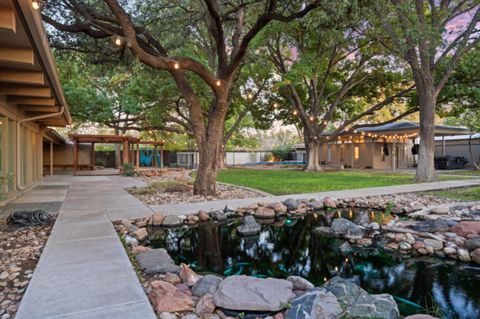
[272,146,293,161]
[122,163,135,176]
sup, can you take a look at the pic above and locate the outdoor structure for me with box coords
[0,0,71,204]
[435,133,480,168]
[295,122,470,170]
[69,134,164,174]
[176,150,272,169]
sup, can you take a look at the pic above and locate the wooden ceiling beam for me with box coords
[0,85,51,97]
[21,106,59,112]
[0,6,15,32]
[0,45,34,64]
[7,97,56,106]
[0,68,44,85]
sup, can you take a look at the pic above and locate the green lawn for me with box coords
[441,170,480,176]
[422,186,480,201]
[216,169,468,195]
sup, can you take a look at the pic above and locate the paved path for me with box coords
[150,179,480,215]
[15,175,156,319]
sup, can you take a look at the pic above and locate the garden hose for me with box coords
[7,210,53,227]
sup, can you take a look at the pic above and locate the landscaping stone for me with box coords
[331,218,364,239]
[164,272,182,285]
[287,276,314,291]
[267,202,288,215]
[151,212,165,226]
[179,263,202,287]
[198,210,210,221]
[312,227,334,237]
[136,248,180,274]
[443,247,456,255]
[131,228,148,242]
[210,211,227,221]
[255,207,276,219]
[464,238,480,251]
[195,294,216,315]
[149,280,194,313]
[451,221,480,237]
[458,249,471,262]
[404,233,415,245]
[237,216,261,236]
[323,276,367,307]
[346,294,400,319]
[471,248,480,264]
[424,239,443,251]
[283,198,298,211]
[132,245,151,253]
[323,197,337,209]
[411,219,449,233]
[192,275,223,297]
[285,288,342,319]
[431,206,450,214]
[399,242,412,250]
[404,315,439,319]
[213,275,294,311]
[354,211,370,226]
[159,312,177,319]
[339,241,353,254]
[309,201,324,211]
[162,215,183,227]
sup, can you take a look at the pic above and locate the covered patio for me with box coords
[70,134,165,174]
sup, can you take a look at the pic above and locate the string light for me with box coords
[216,80,221,86]
[309,115,314,121]
[293,110,298,116]
[32,1,40,9]
[174,62,180,69]
[273,102,278,109]
[323,121,327,125]
[247,93,254,100]
[115,37,122,46]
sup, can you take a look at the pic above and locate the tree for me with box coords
[43,0,323,195]
[261,4,415,170]
[367,0,480,181]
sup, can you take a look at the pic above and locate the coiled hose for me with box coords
[7,210,53,227]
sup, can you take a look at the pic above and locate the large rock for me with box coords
[162,215,183,227]
[195,293,216,315]
[131,228,148,242]
[424,239,443,251]
[179,263,202,286]
[309,201,324,211]
[323,276,367,307]
[458,248,471,262]
[285,288,342,319]
[136,248,180,274]
[149,280,194,313]
[237,216,261,236]
[411,219,449,233]
[323,197,337,209]
[451,221,480,237]
[464,238,480,251]
[354,211,370,226]
[471,248,480,264]
[151,212,166,226]
[283,198,298,211]
[431,206,450,215]
[267,202,288,215]
[255,206,276,219]
[198,210,210,221]
[331,218,364,239]
[346,294,400,319]
[210,210,227,221]
[213,275,294,311]
[312,227,334,237]
[287,276,314,291]
[192,274,223,297]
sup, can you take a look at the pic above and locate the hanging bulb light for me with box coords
[32,0,40,9]
[293,110,298,116]
[115,37,122,46]
[273,102,278,109]
[309,115,314,121]
[247,93,254,100]
[174,62,180,69]
[216,80,221,86]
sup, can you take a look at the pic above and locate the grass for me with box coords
[422,186,480,201]
[440,170,480,176]
[128,180,191,195]
[216,168,469,195]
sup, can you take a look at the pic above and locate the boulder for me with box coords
[331,218,364,239]
[404,233,416,245]
[192,274,223,297]
[162,215,183,227]
[213,275,294,311]
[354,211,370,226]
[458,249,471,262]
[323,197,337,209]
[285,288,342,319]
[151,213,166,226]
[323,276,367,307]
[198,210,210,221]
[411,219,449,233]
[464,238,480,251]
[132,245,151,254]
[195,293,216,315]
[131,228,148,242]
[267,202,288,215]
[237,216,261,236]
[451,221,480,237]
[284,198,298,211]
[346,294,400,319]
[312,227,334,237]
[159,312,177,319]
[287,276,314,291]
[136,249,180,274]
[186,215,199,224]
[431,206,450,215]
[164,272,182,285]
[399,242,412,250]
[210,211,227,221]
[471,248,480,264]
[424,239,443,251]
[149,280,194,313]
[179,263,202,286]
[309,201,324,211]
[255,207,276,219]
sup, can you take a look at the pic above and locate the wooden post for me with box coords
[160,144,164,169]
[153,145,157,168]
[73,139,78,172]
[392,139,397,172]
[442,135,446,156]
[136,143,140,170]
[91,142,95,170]
[122,140,129,165]
[50,141,53,176]
[130,142,134,166]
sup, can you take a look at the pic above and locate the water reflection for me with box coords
[148,213,480,318]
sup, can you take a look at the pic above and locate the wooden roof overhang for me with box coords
[0,0,71,126]
[70,134,139,144]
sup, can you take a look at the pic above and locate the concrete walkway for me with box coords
[150,178,480,215]
[15,175,156,319]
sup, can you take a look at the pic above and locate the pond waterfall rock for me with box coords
[179,263,203,286]
[283,198,298,211]
[285,288,342,319]
[287,276,315,291]
[192,274,223,297]
[162,215,183,227]
[213,275,294,311]
[255,207,276,219]
[136,248,180,274]
[237,216,261,236]
[331,218,365,239]
[346,293,400,319]
[149,280,194,313]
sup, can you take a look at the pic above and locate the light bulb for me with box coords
[216,80,221,86]
[247,93,253,99]
[293,110,298,116]
[174,62,180,69]
[309,116,314,121]
[32,1,40,9]
[273,103,278,108]
[115,37,122,46]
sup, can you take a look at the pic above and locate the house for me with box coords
[435,134,480,168]
[0,0,71,204]
[294,122,470,170]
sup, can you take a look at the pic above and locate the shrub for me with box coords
[272,145,293,161]
[122,163,135,176]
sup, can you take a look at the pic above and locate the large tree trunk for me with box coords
[216,147,226,169]
[416,82,437,182]
[305,137,322,171]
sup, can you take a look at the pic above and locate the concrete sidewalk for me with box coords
[150,179,480,215]
[15,175,156,319]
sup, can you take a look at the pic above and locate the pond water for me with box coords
[148,211,480,319]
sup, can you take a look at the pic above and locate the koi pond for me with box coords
[148,211,480,319]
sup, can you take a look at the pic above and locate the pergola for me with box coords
[70,134,164,172]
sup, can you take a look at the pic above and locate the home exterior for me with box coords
[295,122,470,170]
[0,0,71,204]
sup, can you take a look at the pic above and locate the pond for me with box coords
[148,211,480,319]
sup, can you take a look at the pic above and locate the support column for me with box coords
[392,139,397,172]
[136,143,140,170]
[50,141,53,176]
[122,140,129,165]
[130,143,134,166]
[442,135,446,156]
[73,139,78,172]
[153,145,157,168]
[91,142,95,170]
[160,144,164,169]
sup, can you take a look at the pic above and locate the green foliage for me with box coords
[122,163,135,177]
[0,172,14,200]
[272,145,293,161]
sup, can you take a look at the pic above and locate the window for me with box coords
[354,146,360,161]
